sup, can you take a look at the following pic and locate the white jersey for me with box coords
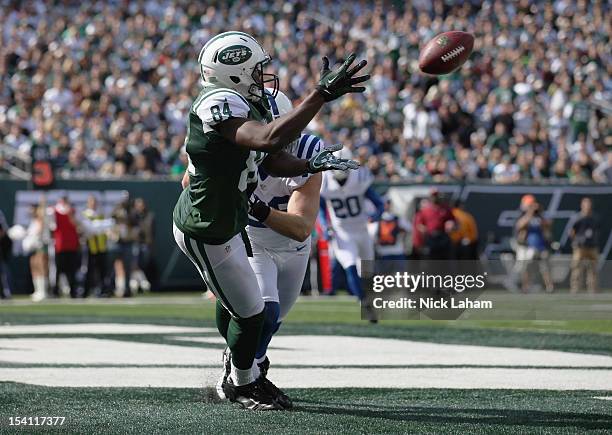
[320,167,374,237]
[246,133,323,249]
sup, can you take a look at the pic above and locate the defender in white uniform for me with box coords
[246,91,324,408]
[320,158,384,300]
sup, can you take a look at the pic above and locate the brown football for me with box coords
[418,31,474,75]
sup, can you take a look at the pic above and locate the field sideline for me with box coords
[1,294,611,433]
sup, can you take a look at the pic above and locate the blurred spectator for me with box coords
[51,197,80,298]
[593,152,612,183]
[0,209,12,299]
[82,196,111,297]
[0,1,608,183]
[569,197,600,293]
[23,203,49,302]
[413,190,455,260]
[110,197,133,297]
[492,155,520,184]
[564,86,592,143]
[449,200,478,260]
[514,195,553,293]
[129,198,155,293]
[369,199,411,260]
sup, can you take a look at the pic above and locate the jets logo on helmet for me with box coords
[218,45,252,65]
[199,31,279,104]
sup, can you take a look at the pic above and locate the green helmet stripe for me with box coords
[199,31,259,63]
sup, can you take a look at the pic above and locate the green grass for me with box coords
[1,295,612,433]
[2,295,612,331]
[1,383,611,434]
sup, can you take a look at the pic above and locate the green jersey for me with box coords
[173,84,271,244]
[569,100,590,127]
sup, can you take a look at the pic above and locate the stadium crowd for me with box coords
[0,0,610,183]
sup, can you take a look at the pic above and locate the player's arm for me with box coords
[262,150,309,176]
[215,54,369,153]
[262,147,358,177]
[365,186,385,221]
[216,91,324,153]
[250,174,322,243]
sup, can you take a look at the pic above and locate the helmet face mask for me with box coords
[249,56,279,105]
[199,32,278,106]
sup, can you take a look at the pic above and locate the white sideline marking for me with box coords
[0,324,611,390]
[2,336,612,368]
[593,396,612,401]
[0,323,214,335]
[0,338,217,365]
[173,335,612,368]
[1,367,611,390]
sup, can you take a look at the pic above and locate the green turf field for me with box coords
[1,295,611,434]
[2,384,611,434]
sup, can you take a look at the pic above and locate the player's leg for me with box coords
[356,233,379,322]
[247,244,280,365]
[253,242,310,410]
[277,243,310,321]
[173,225,279,410]
[356,232,376,277]
[256,244,310,361]
[333,235,362,299]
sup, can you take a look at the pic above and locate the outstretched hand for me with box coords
[307,144,360,173]
[316,54,370,102]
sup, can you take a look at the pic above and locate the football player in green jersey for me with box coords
[172,31,368,410]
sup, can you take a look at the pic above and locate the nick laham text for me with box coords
[373,297,493,310]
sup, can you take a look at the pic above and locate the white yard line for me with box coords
[1,324,611,391]
[0,323,215,335]
[3,336,612,367]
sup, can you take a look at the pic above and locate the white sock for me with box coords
[255,355,266,365]
[251,360,261,379]
[231,364,254,386]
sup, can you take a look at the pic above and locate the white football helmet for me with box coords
[266,89,293,119]
[198,31,279,103]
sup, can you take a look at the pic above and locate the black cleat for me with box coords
[258,357,293,409]
[222,377,283,411]
[363,303,378,324]
[215,347,232,400]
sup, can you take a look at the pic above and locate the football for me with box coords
[418,31,474,75]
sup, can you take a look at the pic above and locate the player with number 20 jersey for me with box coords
[320,162,384,301]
